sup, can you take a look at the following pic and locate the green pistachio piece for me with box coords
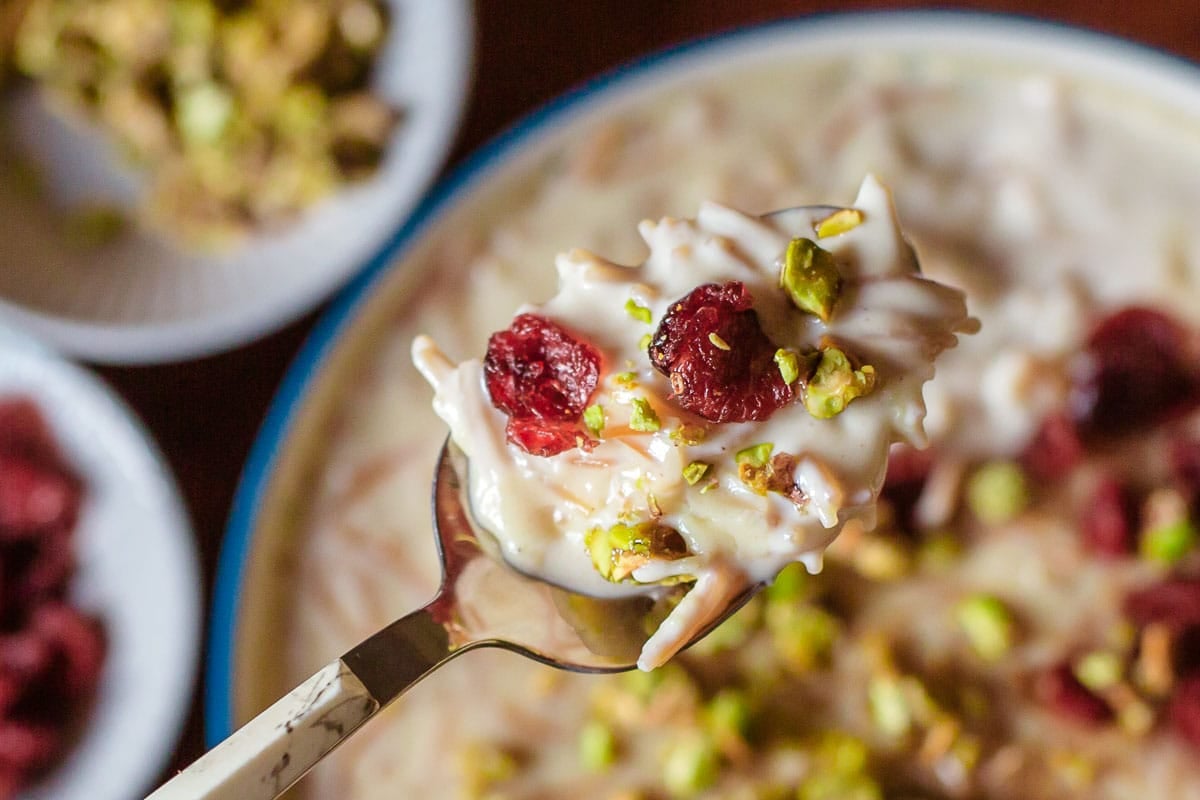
[704,689,752,743]
[803,348,876,419]
[176,83,234,145]
[814,208,865,239]
[1140,518,1197,565]
[1074,651,1123,692]
[735,442,774,468]
[773,348,801,385]
[661,734,719,797]
[586,522,688,582]
[682,461,711,485]
[708,332,731,351]
[583,404,605,437]
[780,237,841,321]
[965,461,1029,524]
[812,731,870,775]
[669,425,707,445]
[868,674,911,738]
[766,602,839,673]
[955,594,1014,662]
[579,719,617,772]
[629,398,661,432]
[625,298,653,324]
[614,371,639,388]
[638,333,652,351]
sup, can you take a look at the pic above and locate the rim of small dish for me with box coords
[206,10,1200,744]
[0,0,475,365]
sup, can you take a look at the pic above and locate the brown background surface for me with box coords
[91,0,1200,782]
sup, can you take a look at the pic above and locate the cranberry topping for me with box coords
[1079,476,1138,558]
[881,444,935,535]
[1168,675,1200,749]
[1021,413,1083,482]
[648,282,793,423]
[1125,578,1200,633]
[484,314,601,457]
[1036,662,1113,725]
[1068,307,1200,439]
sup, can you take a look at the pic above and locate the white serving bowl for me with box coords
[0,0,473,365]
[0,325,200,800]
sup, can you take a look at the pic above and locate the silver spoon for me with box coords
[145,205,845,800]
[147,440,758,800]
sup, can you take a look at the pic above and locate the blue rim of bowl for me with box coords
[206,9,1200,743]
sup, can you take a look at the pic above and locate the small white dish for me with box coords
[0,325,201,800]
[0,0,474,365]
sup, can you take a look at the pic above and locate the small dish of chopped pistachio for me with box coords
[0,0,472,363]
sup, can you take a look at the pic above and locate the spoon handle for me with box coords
[146,607,463,800]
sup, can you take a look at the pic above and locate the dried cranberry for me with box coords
[648,282,793,423]
[1036,662,1112,725]
[1171,438,1200,512]
[1068,307,1200,439]
[1021,413,1083,482]
[0,722,59,773]
[505,419,594,459]
[1079,477,1137,558]
[881,444,935,535]
[1125,578,1200,632]
[1169,675,1200,749]
[0,456,78,538]
[483,314,601,457]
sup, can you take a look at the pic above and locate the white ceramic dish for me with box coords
[209,5,1200,782]
[0,0,474,365]
[0,326,201,800]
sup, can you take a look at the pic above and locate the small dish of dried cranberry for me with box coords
[0,326,199,800]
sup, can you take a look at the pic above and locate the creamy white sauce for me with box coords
[413,176,974,668]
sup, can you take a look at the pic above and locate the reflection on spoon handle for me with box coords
[145,609,465,800]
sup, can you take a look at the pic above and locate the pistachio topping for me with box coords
[614,371,639,388]
[586,521,688,582]
[661,734,720,797]
[965,461,1029,525]
[625,297,653,324]
[708,332,731,351]
[683,461,711,486]
[584,404,606,437]
[638,332,652,351]
[1140,518,1197,565]
[629,397,661,432]
[955,594,1014,662]
[780,237,841,321]
[814,207,865,239]
[579,719,618,773]
[1074,651,1124,692]
[669,424,708,445]
[803,348,876,419]
[735,442,774,469]
[773,347,804,386]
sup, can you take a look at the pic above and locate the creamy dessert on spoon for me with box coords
[414,174,977,670]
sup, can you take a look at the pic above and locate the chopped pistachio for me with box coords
[1074,651,1124,692]
[176,82,234,145]
[735,442,775,469]
[704,689,752,743]
[638,333,652,351]
[853,535,911,581]
[708,332,731,350]
[780,237,841,321]
[625,297,653,324]
[965,461,1029,524]
[1140,518,1197,565]
[766,562,811,604]
[773,347,802,386]
[661,734,719,797]
[683,461,711,485]
[814,207,865,239]
[955,594,1014,662]
[614,371,639,388]
[868,674,912,738]
[767,603,839,672]
[584,404,606,437]
[586,521,688,582]
[917,532,962,572]
[669,424,707,445]
[812,730,869,775]
[629,398,661,432]
[579,719,617,773]
[803,348,876,419]
[457,741,518,796]
[798,772,882,800]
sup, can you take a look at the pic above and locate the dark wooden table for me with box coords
[99,0,1200,781]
